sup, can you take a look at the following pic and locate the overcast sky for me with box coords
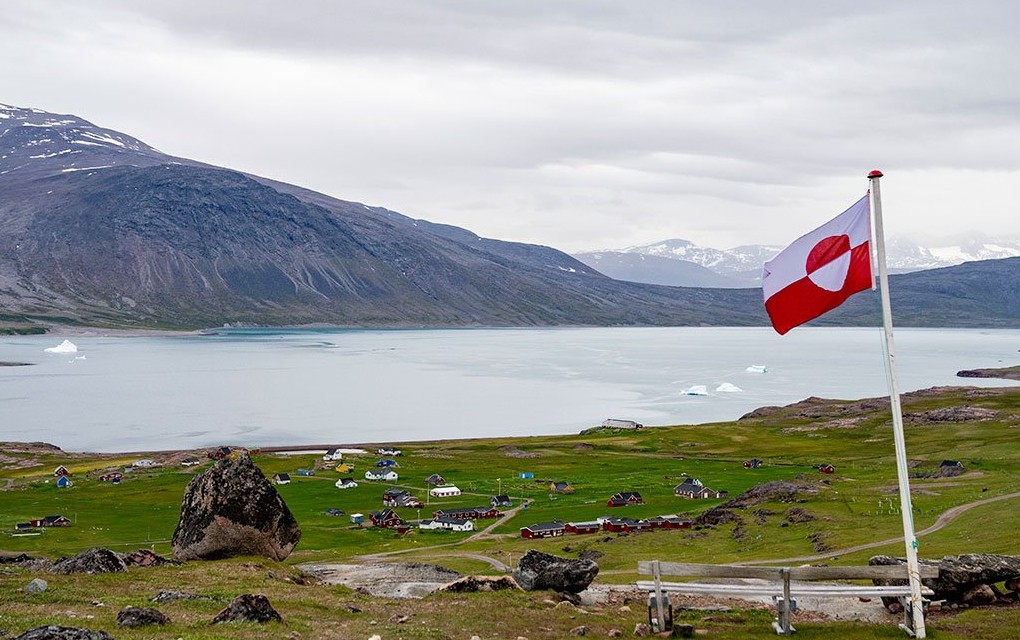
[3,1,1019,252]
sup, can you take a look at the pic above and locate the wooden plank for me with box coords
[788,565,940,580]
[638,561,938,581]
[636,581,932,598]
[638,561,783,580]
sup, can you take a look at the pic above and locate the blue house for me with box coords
[56,476,72,488]
[518,472,534,479]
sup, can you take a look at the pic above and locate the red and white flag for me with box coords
[762,194,873,335]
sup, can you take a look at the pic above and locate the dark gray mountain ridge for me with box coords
[1,103,1018,330]
[0,103,769,329]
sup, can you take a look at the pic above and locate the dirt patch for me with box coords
[299,562,463,598]
[499,446,540,458]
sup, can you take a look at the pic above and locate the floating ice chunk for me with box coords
[716,383,742,393]
[44,339,77,354]
[681,385,709,396]
[745,365,768,373]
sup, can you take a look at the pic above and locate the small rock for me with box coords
[25,578,48,594]
[618,605,631,613]
[211,594,282,624]
[117,606,170,627]
[608,629,623,637]
[555,600,576,609]
[569,626,589,636]
[368,636,382,640]
[388,614,410,623]
[962,583,997,606]
[287,632,301,640]
[633,622,651,637]
[672,623,695,638]
[345,605,362,613]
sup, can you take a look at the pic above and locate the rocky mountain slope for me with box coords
[0,103,768,329]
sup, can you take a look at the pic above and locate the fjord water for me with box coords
[1,327,1017,452]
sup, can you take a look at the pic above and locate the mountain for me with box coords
[575,236,1020,288]
[3,103,1018,331]
[0,103,770,330]
[571,251,748,288]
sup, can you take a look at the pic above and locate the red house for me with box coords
[520,521,565,539]
[818,464,836,474]
[369,509,405,528]
[607,491,644,507]
[565,521,600,534]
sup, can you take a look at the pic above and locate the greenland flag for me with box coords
[762,194,873,335]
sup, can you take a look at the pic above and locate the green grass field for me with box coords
[2,385,1020,638]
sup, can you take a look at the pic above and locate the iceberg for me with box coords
[716,383,742,393]
[44,339,78,354]
[745,365,768,373]
[681,385,709,396]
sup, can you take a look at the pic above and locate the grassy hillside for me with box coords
[2,385,1020,638]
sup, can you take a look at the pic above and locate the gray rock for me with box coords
[52,549,126,575]
[25,578,48,593]
[121,549,178,567]
[211,594,283,624]
[150,589,217,603]
[13,626,114,640]
[172,454,300,561]
[116,606,169,627]
[512,550,598,594]
[870,553,1020,603]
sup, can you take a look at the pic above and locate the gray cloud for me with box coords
[3,0,1019,251]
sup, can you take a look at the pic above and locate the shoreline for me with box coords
[6,383,1020,458]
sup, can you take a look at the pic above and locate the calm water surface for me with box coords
[1,327,1017,452]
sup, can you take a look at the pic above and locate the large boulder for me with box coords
[172,454,300,561]
[513,550,599,593]
[52,548,126,575]
[870,553,1020,603]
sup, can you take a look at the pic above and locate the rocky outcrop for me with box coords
[211,594,282,624]
[172,454,300,561]
[52,548,126,575]
[513,550,599,594]
[870,553,1020,604]
[14,627,114,640]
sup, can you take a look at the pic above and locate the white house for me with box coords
[133,459,156,468]
[429,485,462,498]
[323,448,343,461]
[273,473,291,485]
[335,478,359,489]
[365,469,398,481]
[419,517,474,532]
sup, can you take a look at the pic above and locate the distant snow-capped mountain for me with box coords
[574,236,1020,288]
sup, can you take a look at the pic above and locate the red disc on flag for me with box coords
[805,235,852,292]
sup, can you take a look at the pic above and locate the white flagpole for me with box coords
[868,169,926,638]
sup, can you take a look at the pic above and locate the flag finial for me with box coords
[868,169,884,178]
